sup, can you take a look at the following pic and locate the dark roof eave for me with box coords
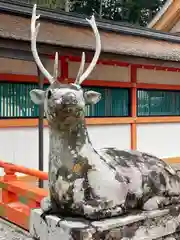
[1,35,180,63]
[1,0,180,44]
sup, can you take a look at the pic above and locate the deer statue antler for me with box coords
[53,52,59,80]
[74,15,101,85]
[31,4,59,84]
[75,52,85,83]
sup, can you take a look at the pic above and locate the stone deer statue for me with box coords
[30,4,180,220]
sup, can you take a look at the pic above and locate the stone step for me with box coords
[30,206,180,240]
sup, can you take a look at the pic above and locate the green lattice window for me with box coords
[137,89,180,116]
[84,87,130,117]
[0,83,130,118]
[0,82,48,118]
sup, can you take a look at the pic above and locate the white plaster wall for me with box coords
[88,124,130,150]
[0,127,49,176]
[0,124,130,175]
[137,123,180,158]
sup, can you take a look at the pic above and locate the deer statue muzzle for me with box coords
[30,4,180,220]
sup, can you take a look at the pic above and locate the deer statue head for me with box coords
[30,4,101,130]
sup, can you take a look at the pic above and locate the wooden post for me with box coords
[2,168,17,203]
[36,56,48,188]
[60,56,68,83]
[130,65,137,150]
[37,64,44,189]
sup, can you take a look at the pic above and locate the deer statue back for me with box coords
[30,4,180,220]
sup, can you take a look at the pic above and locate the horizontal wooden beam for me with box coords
[136,116,180,124]
[65,55,130,67]
[0,73,46,83]
[1,74,180,91]
[0,160,48,180]
[67,78,132,88]
[62,55,180,72]
[163,157,180,164]
[0,118,133,128]
[137,83,180,90]
[1,116,180,128]
[0,48,35,61]
[0,180,47,202]
[86,117,133,125]
[0,202,29,230]
[133,63,180,72]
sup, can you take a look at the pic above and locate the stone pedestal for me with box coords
[30,206,180,240]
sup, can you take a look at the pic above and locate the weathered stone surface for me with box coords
[30,206,180,240]
[157,233,180,240]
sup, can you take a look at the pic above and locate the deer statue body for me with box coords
[30,4,180,220]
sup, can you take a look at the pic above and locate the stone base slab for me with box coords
[30,206,180,240]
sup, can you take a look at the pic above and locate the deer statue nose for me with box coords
[62,92,77,105]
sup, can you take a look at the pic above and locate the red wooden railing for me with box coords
[0,161,48,230]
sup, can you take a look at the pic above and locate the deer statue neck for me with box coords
[48,118,95,172]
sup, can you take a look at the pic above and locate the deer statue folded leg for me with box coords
[30,4,180,220]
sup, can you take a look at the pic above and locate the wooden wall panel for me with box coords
[0,57,61,76]
[68,61,130,82]
[137,68,180,85]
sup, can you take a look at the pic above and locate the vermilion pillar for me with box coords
[60,56,68,83]
[130,65,137,150]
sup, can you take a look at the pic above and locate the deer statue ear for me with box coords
[30,89,45,105]
[84,90,101,105]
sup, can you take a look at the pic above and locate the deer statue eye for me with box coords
[47,90,52,99]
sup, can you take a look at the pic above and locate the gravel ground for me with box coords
[0,218,33,240]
